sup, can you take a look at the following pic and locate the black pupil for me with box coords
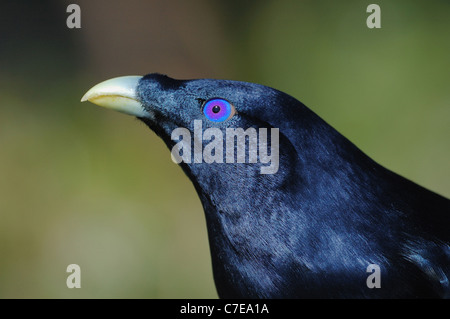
[212,105,221,114]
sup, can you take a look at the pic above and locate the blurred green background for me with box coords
[0,0,448,298]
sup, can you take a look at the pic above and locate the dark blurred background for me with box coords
[0,0,448,298]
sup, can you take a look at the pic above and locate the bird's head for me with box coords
[81,74,316,215]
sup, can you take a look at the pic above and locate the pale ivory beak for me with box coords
[81,76,149,117]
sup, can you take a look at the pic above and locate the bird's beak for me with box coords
[81,76,149,117]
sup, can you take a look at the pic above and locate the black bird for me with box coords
[82,74,449,298]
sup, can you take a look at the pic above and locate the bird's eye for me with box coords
[203,98,235,122]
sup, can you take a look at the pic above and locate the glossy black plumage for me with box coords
[125,74,450,298]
